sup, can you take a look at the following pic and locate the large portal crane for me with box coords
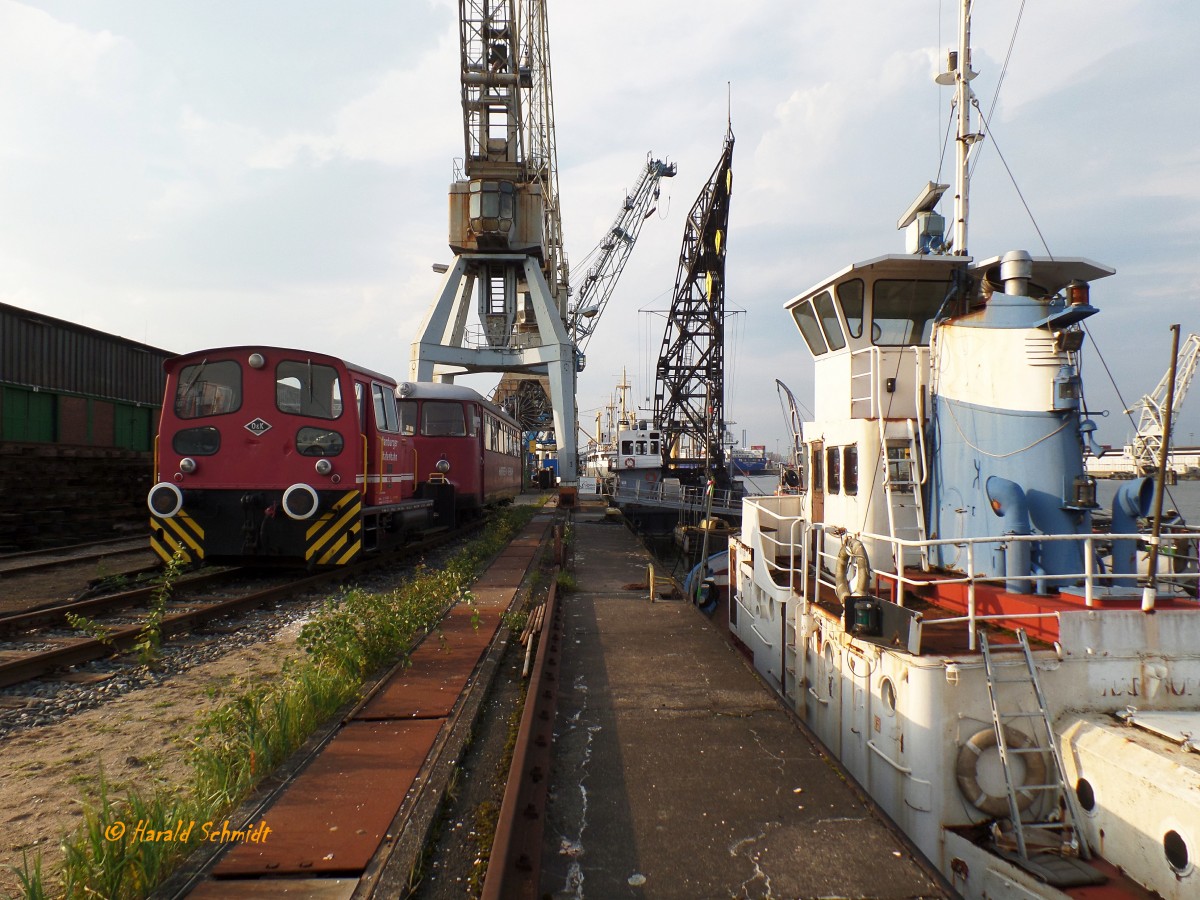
[569,156,677,361]
[653,128,735,487]
[1127,331,1200,474]
[410,0,579,498]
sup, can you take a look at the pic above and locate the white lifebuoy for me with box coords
[955,726,1047,817]
[624,457,635,469]
[835,535,871,601]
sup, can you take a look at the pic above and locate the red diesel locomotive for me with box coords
[147,346,522,567]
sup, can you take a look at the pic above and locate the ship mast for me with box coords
[936,0,980,256]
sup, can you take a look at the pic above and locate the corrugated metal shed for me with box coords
[0,301,172,405]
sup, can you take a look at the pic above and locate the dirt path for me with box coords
[0,620,304,898]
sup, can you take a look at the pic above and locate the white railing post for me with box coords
[966,543,976,650]
[1084,535,1095,607]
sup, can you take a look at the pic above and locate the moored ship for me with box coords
[728,4,1200,898]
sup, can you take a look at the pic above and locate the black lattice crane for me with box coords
[653,128,735,487]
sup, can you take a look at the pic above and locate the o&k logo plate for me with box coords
[245,418,272,435]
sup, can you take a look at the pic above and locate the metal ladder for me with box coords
[979,629,1091,861]
[879,419,929,569]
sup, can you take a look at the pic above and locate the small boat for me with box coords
[729,4,1200,898]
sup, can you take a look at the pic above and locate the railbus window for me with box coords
[276,361,342,420]
[397,400,417,435]
[175,359,241,419]
[421,401,467,437]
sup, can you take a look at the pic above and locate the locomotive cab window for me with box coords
[296,427,344,457]
[421,401,467,437]
[276,361,342,420]
[173,426,220,456]
[371,383,398,433]
[175,360,241,419]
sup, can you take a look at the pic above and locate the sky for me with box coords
[2,0,1198,455]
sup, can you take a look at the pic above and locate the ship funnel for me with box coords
[986,476,1032,594]
[1111,476,1154,585]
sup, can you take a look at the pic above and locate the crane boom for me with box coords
[570,156,676,358]
[1127,331,1200,474]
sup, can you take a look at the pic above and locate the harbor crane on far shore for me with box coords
[1126,331,1200,474]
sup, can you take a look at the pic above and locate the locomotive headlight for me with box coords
[179,457,197,474]
[282,483,320,520]
[436,458,451,474]
[315,459,333,476]
[248,352,266,369]
[398,382,415,398]
[147,482,184,518]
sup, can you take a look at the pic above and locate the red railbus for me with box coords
[396,381,522,518]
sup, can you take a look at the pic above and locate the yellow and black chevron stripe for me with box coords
[150,511,205,565]
[306,490,363,566]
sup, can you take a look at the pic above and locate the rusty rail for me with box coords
[482,569,563,899]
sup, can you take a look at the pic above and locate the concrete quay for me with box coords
[540,498,956,899]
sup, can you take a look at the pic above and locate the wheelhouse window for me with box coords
[421,401,467,437]
[175,360,241,419]
[872,279,950,346]
[838,279,865,338]
[813,290,846,351]
[811,445,824,491]
[843,444,858,495]
[826,447,841,494]
[276,361,342,419]
[791,300,830,356]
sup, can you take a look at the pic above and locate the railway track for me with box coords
[0,537,151,577]
[149,510,563,899]
[0,525,480,691]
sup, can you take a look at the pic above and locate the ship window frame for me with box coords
[813,290,847,351]
[826,446,841,494]
[791,299,830,356]
[871,278,950,346]
[810,444,824,493]
[838,279,865,338]
[843,444,859,495]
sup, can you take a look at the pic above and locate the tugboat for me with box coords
[729,4,1200,898]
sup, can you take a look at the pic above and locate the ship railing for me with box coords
[613,479,744,515]
[860,528,1199,650]
[740,494,1200,649]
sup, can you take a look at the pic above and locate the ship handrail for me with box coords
[867,739,912,774]
[741,494,1200,650]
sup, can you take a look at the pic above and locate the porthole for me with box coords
[880,677,897,715]
[1075,778,1096,813]
[1165,830,1190,874]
